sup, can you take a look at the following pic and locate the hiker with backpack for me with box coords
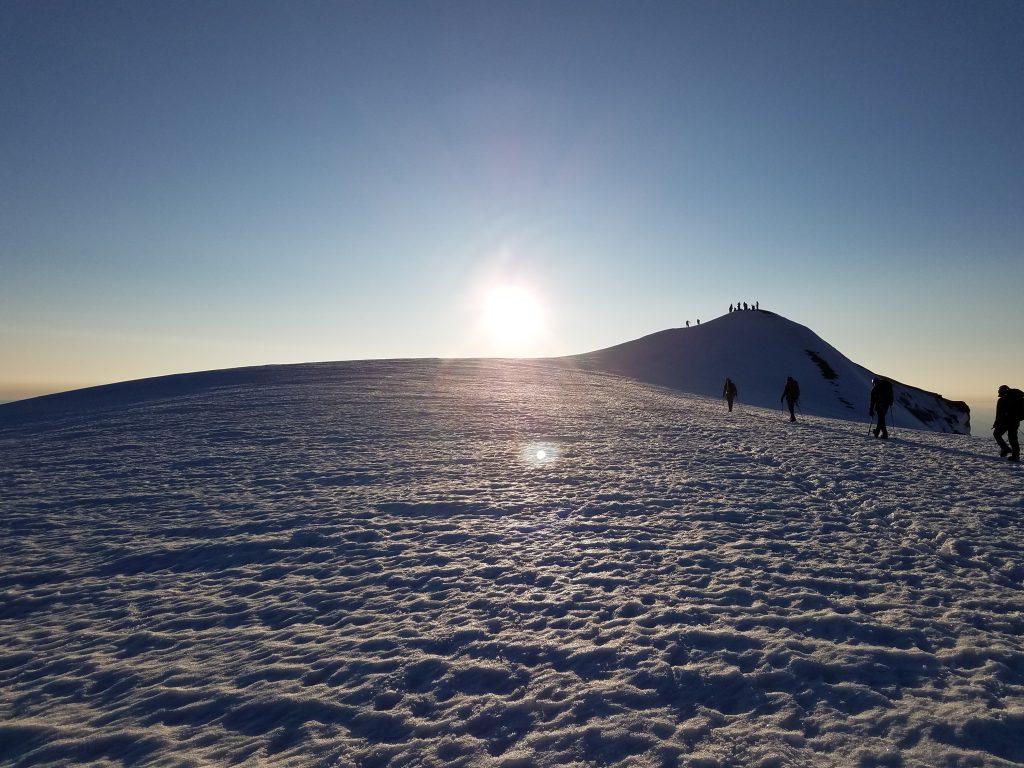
[781,376,800,422]
[993,384,1023,462]
[722,378,738,412]
[869,377,894,439]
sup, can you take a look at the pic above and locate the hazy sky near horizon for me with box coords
[2,1,1022,415]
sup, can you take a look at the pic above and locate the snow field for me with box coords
[1,359,1022,767]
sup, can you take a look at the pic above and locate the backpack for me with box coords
[725,380,737,397]
[873,379,894,407]
[784,379,800,401]
[1009,388,1024,421]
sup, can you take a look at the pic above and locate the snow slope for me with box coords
[1,359,1021,767]
[564,311,971,434]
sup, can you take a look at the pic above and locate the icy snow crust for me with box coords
[1,359,1021,767]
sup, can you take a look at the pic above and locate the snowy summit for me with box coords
[566,310,970,434]
[1,320,1021,767]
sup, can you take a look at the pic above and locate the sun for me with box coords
[481,285,545,347]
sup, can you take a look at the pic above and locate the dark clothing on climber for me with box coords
[869,378,894,439]
[723,378,737,412]
[781,377,800,422]
[994,385,1022,462]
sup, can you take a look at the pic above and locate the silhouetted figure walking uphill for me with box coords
[869,377,894,439]
[722,378,738,412]
[781,376,800,422]
[993,385,1023,462]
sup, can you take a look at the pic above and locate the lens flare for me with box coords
[523,443,557,466]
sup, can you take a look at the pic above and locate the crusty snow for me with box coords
[1,358,1022,767]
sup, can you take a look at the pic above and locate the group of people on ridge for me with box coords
[729,302,759,312]
[720,376,1022,462]
[688,301,762,327]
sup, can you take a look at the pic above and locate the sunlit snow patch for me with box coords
[522,443,558,465]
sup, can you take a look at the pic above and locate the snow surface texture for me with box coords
[1,360,1021,767]
[567,311,971,435]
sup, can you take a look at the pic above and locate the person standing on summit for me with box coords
[781,376,800,422]
[993,384,1022,462]
[869,377,894,439]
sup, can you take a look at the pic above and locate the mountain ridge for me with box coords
[561,310,970,434]
[0,311,970,434]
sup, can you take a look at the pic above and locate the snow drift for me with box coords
[1,358,1021,767]
[564,310,971,434]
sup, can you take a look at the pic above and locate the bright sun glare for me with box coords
[481,285,544,346]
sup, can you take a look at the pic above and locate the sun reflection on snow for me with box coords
[523,443,558,466]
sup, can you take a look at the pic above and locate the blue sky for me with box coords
[2,1,1022,420]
